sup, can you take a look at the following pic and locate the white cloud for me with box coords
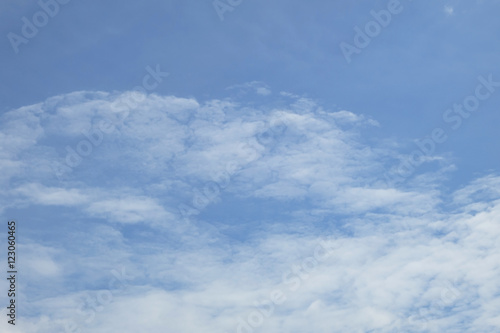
[16,196,500,332]
[21,243,62,278]
[87,196,175,224]
[2,91,500,332]
[13,183,89,206]
[226,81,272,96]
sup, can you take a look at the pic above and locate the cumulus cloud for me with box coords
[1,90,499,332]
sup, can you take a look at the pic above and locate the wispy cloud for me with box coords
[226,81,272,96]
[444,5,455,16]
[1,91,499,332]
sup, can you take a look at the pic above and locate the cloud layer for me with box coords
[0,90,499,332]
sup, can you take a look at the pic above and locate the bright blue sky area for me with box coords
[1,1,500,332]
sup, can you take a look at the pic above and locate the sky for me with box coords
[0,0,500,332]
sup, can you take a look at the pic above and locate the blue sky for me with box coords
[1,0,500,332]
